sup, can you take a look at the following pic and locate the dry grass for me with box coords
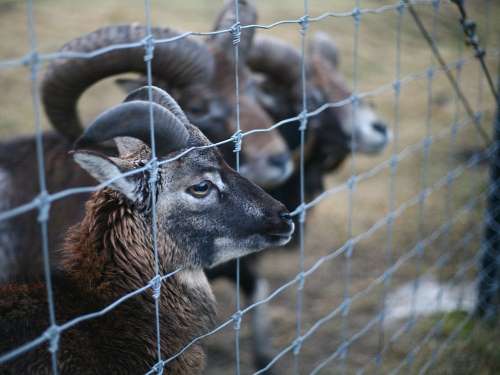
[1,0,499,374]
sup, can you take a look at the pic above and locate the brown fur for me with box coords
[0,189,215,374]
[0,133,93,281]
[0,88,294,373]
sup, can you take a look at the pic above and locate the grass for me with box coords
[387,311,500,375]
[1,0,499,374]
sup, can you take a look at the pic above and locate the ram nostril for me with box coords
[211,104,228,122]
[279,211,292,222]
[372,122,388,135]
[268,153,290,169]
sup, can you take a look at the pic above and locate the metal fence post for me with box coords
[477,77,500,320]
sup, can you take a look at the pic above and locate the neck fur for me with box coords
[59,189,216,373]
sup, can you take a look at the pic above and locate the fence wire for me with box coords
[0,0,498,374]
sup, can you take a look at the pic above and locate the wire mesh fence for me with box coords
[0,0,499,374]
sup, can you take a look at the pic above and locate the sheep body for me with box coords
[0,195,213,373]
[0,133,93,282]
[207,33,392,371]
[0,87,294,374]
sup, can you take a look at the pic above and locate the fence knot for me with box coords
[390,155,399,171]
[231,22,241,46]
[43,325,60,354]
[148,158,159,186]
[435,253,448,268]
[426,67,435,80]
[474,111,483,124]
[386,211,395,226]
[347,176,357,191]
[381,270,392,285]
[36,190,51,223]
[341,297,351,317]
[150,275,162,300]
[462,19,476,37]
[416,241,425,256]
[470,152,482,166]
[299,15,309,35]
[292,336,303,355]
[152,361,164,375]
[299,110,308,132]
[25,51,39,68]
[350,94,360,107]
[465,34,480,49]
[392,80,401,95]
[290,203,304,218]
[396,1,405,15]
[232,130,242,153]
[432,0,441,11]
[232,310,242,330]
[406,349,415,365]
[345,239,355,258]
[352,8,361,24]
[423,135,433,151]
[375,352,383,366]
[297,271,305,290]
[143,35,155,62]
[298,203,306,224]
[446,170,455,186]
[419,188,431,204]
[474,47,486,59]
[339,340,350,359]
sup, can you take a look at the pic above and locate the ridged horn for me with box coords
[207,0,257,62]
[42,24,213,142]
[124,86,190,127]
[247,36,302,86]
[75,100,189,156]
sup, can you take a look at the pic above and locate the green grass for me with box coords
[409,311,500,375]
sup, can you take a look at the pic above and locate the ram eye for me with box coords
[187,180,213,198]
[187,102,207,115]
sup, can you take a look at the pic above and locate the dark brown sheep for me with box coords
[206,32,393,371]
[0,0,293,283]
[0,86,294,374]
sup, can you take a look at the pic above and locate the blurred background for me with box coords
[1,0,499,373]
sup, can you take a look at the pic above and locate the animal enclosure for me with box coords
[0,0,499,374]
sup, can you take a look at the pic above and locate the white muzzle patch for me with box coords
[344,105,392,154]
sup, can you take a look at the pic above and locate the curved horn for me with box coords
[75,100,189,156]
[247,36,302,86]
[309,32,339,68]
[42,24,213,142]
[208,0,257,62]
[124,86,190,127]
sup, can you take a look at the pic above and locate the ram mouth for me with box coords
[239,158,294,190]
[268,233,291,240]
[266,224,295,245]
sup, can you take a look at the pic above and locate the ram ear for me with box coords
[310,32,339,69]
[73,150,138,201]
[114,136,145,157]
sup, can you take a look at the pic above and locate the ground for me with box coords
[0,0,499,374]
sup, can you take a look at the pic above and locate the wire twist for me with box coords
[43,325,60,354]
[150,275,162,300]
[143,35,155,62]
[232,130,242,153]
[231,22,241,46]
